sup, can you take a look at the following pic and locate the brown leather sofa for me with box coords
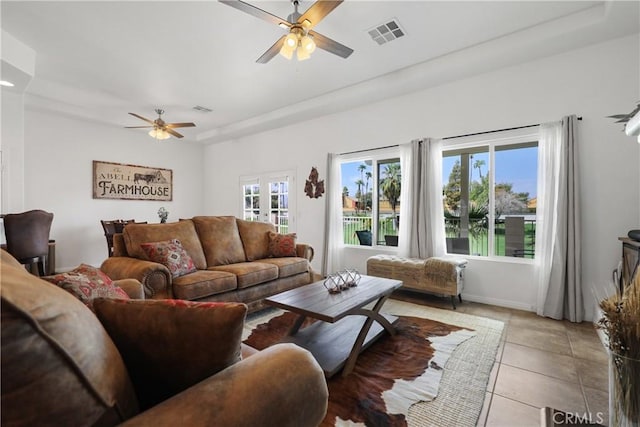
[1,249,329,426]
[101,216,314,311]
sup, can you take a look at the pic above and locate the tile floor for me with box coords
[391,291,610,427]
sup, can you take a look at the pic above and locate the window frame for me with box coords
[442,127,539,263]
[340,147,401,248]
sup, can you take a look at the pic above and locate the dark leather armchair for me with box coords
[3,209,54,276]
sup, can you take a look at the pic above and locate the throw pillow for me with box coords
[44,264,129,309]
[268,232,297,257]
[93,298,247,410]
[140,239,197,278]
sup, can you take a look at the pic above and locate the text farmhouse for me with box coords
[93,161,172,201]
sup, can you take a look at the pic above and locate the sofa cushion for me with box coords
[93,298,247,410]
[259,257,309,278]
[210,262,278,289]
[1,250,139,426]
[193,216,247,266]
[236,219,276,261]
[123,220,207,270]
[268,232,297,257]
[171,269,237,300]
[140,239,197,279]
[43,264,130,310]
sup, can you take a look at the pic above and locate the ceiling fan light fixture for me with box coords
[300,34,316,53]
[279,43,295,60]
[149,128,171,140]
[296,45,311,61]
[284,32,298,49]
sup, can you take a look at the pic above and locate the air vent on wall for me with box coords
[367,19,405,46]
[192,105,213,113]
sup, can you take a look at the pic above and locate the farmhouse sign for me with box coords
[93,160,173,201]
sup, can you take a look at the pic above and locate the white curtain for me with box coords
[398,138,446,258]
[535,115,582,321]
[322,153,343,276]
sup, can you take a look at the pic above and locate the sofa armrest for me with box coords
[101,257,172,299]
[113,278,145,299]
[296,243,314,262]
[121,343,328,427]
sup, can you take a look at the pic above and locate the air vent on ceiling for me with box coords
[367,19,405,46]
[192,105,213,113]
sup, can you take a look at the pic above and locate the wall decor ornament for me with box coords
[304,167,325,199]
[93,160,172,201]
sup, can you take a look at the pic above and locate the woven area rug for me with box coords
[243,299,504,427]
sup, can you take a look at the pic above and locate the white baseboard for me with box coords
[461,293,535,313]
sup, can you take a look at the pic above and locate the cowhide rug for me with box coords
[244,312,475,427]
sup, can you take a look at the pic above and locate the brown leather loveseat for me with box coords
[1,249,328,426]
[101,216,314,311]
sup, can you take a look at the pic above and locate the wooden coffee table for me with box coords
[264,275,402,377]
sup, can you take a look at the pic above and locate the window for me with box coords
[442,133,538,259]
[340,149,401,247]
[240,171,294,233]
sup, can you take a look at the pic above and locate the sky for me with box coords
[341,161,373,198]
[341,145,538,200]
[442,146,538,199]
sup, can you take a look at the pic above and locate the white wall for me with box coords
[23,110,205,270]
[204,34,640,320]
[1,91,25,215]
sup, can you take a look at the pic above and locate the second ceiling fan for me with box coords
[219,0,353,63]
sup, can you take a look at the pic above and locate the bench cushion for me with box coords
[367,255,466,297]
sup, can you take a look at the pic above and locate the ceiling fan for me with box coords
[219,0,353,63]
[125,109,195,140]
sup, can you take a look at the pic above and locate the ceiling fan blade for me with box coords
[164,128,184,139]
[298,0,342,29]
[256,35,286,64]
[219,0,290,28]
[166,122,196,128]
[128,112,156,125]
[309,30,353,58]
[125,126,154,128]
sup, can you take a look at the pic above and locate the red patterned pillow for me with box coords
[268,232,297,257]
[140,239,197,278]
[44,264,129,309]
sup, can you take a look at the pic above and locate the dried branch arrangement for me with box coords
[597,274,640,425]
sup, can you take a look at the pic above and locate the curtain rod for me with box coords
[443,117,582,140]
[339,116,582,154]
[340,144,399,156]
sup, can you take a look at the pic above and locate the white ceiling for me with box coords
[1,1,639,144]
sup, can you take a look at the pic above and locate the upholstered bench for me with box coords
[366,255,467,309]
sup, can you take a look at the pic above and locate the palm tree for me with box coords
[355,179,364,212]
[358,164,366,183]
[473,159,486,180]
[381,163,401,227]
[364,171,372,210]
